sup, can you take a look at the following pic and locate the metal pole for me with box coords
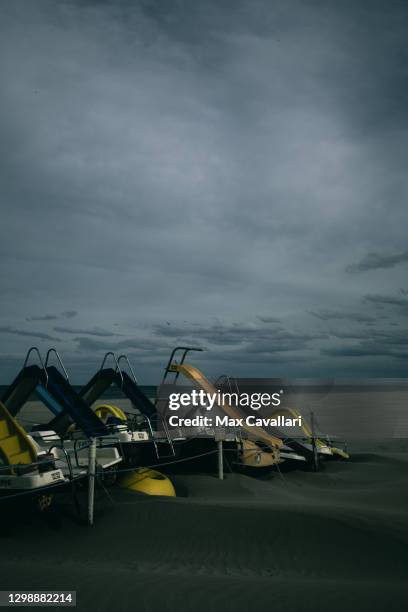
[217,439,224,480]
[88,437,96,526]
[311,411,318,472]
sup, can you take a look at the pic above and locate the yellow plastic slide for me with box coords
[168,363,282,466]
[269,406,349,459]
[0,401,37,471]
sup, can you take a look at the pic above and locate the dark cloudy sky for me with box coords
[1,0,408,383]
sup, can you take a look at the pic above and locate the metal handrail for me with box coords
[72,433,124,467]
[73,437,90,468]
[44,348,69,381]
[137,414,159,457]
[48,444,74,481]
[98,351,124,388]
[23,346,49,388]
[117,354,138,384]
[214,374,240,396]
[161,346,203,384]
[211,375,243,442]
[126,412,175,459]
[151,413,176,456]
[214,374,228,387]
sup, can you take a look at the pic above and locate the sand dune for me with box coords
[1,448,408,611]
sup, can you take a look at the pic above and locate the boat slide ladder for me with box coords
[213,374,246,444]
[23,345,69,390]
[23,346,49,387]
[25,348,124,463]
[97,352,176,459]
[151,346,206,450]
[44,348,70,381]
[159,346,204,387]
[117,353,175,458]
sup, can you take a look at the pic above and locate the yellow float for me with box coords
[93,405,176,496]
[119,467,176,497]
[94,404,175,496]
[94,404,127,422]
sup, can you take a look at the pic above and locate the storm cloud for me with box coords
[364,294,408,310]
[1,0,408,382]
[0,326,60,342]
[26,310,78,322]
[54,326,120,337]
[26,314,58,322]
[346,250,408,273]
[310,310,378,324]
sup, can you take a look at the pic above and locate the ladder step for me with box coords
[9,450,34,465]
[0,419,9,438]
[0,435,22,457]
[0,401,38,465]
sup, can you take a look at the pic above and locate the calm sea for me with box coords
[0,385,157,400]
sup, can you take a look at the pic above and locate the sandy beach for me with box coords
[1,441,407,612]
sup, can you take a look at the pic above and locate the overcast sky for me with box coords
[1,0,408,383]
